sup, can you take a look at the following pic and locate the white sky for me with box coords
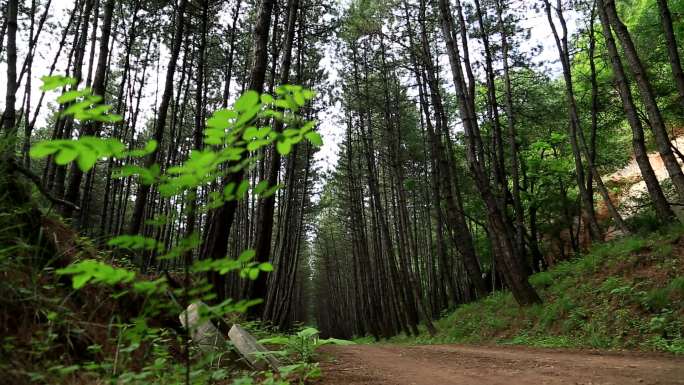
[0,0,577,173]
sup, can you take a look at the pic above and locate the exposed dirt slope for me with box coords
[318,344,684,385]
[604,135,684,218]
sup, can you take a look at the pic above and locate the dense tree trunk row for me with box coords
[312,0,684,338]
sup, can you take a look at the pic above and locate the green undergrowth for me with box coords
[389,225,684,354]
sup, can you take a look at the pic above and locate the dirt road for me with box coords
[317,344,684,385]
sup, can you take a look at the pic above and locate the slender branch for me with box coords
[12,160,81,211]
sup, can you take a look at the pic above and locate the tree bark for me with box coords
[184,0,209,266]
[656,0,684,111]
[129,0,189,236]
[52,0,95,199]
[602,0,684,204]
[0,0,17,137]
[62,0,115,219]
[497,0,527,261]
[596,0,676,222]
[222,0,242,108]
[543,0,602,241]
[202,0,276,304]
[251,0,300,318]
[436,0,541,305]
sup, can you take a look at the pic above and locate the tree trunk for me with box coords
[602,0,684,204]
[436,0,541,305]
[596,0,676,222]
[184,0,209,266]
[62,0,115,219]
[582,4,630,234]
[0,0,17,137]
[202,0,275,304]
[222,0,242,108]
[129,0,188,236]
[251,0,300,318]
[52,0,95,199]
[497,0,527,260]
[656,0,684,111]
[543,0,602,241]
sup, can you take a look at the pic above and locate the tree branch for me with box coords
[12,160,81,211]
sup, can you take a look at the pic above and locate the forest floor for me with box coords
[317,344,684,385]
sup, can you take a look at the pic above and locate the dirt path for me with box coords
[317,344,684,385]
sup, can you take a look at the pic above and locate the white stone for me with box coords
[179,302,227,354]
[228,324,281,370]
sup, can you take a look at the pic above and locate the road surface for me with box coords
[318,344,684,385]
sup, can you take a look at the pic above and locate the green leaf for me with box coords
[297,327,320,338]
[108,235,162,252]
[256,126,271,138]
[316,338,355,346]
[238,249,256,262]
[305,131,323,147]
[254,180,269,195]
[55,148,78,165]
[143,140,158,154]
[247,139,271,152]
[63,99,95,116]
[29,143,58,158]
[236,180,250,199]
[223,182,237,198]
[46,311,58,321]
[248,268,259,280]
[260,94,274,104]
[235,104,261,127]
[276,140,292,155]
[301,120,317,133]
[57,89,88,104]
[56,260,135,289]
[115,165,158,184]
[124,140,157,157]
[258,336,289,345]
[258,262,273,272]
[293,92,306,106]
[260,183,282,198]
[94,113,123,123]
[261,109,284,121]
[274,99,293,110]
[234,91,259,112]
[77,150,97,171]
[40,75,78,91]
[243,126,259,140]
[133,279,166,295]
[283,128,300,137]
[72,274,91,290]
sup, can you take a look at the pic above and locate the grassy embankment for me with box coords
[378,226,684,354]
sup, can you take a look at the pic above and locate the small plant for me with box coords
[260,327,354,364]
[529,271,554,288]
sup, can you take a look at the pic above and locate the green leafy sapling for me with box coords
[259,327,354,364]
